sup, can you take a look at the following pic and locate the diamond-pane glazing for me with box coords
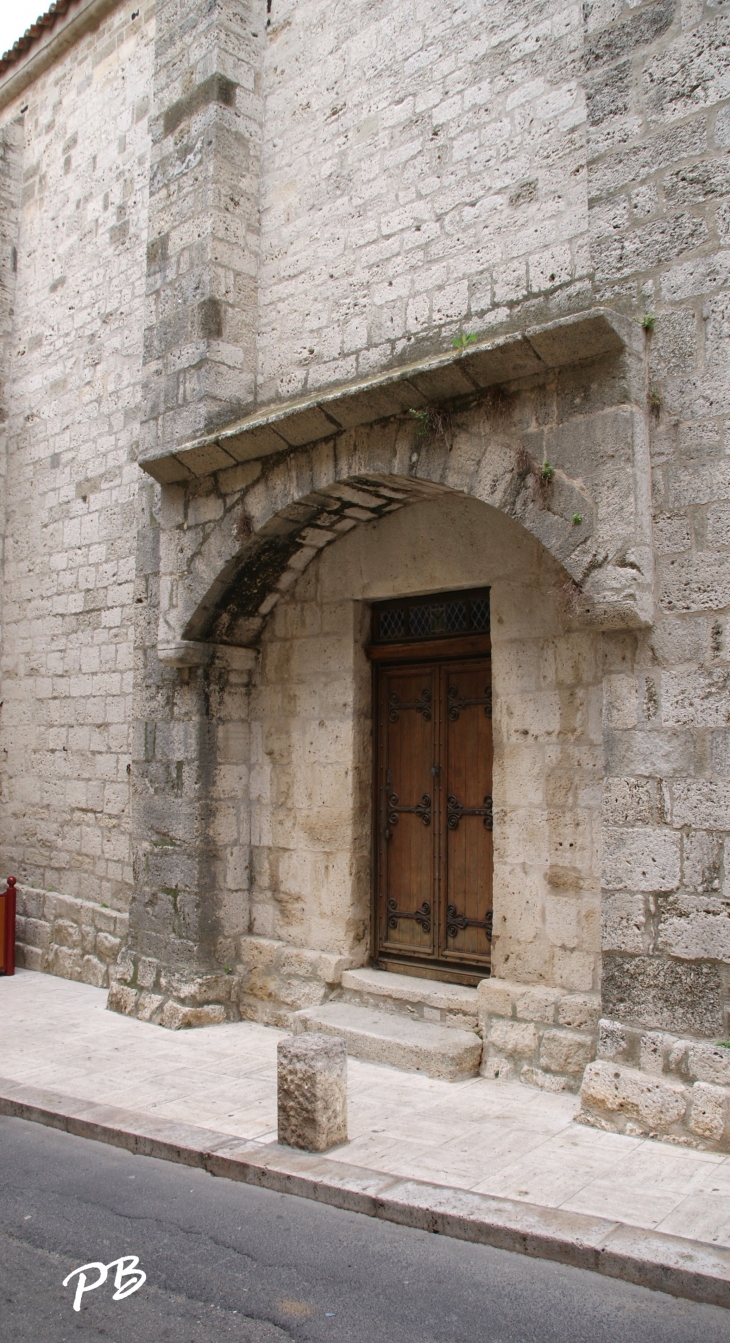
[409,606,431,637]
[471,597,490,632]
[444,601,467,632]
[380,608,405,640]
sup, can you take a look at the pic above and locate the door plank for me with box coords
[377,664,437,958]
[441,659,493,965]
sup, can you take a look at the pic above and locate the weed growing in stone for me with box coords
[408,406,453,443]
[452,332,478,352]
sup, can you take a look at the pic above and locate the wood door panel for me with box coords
[375,652,493,977]
[443,660,493,963]
[377,665,437,956]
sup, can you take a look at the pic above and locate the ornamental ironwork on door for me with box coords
[372,593,493,982]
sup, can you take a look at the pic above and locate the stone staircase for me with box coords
[291,967,484,1081]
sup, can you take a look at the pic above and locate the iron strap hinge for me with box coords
[447,794,493,831]
[387,899,431,933]
[446,906,493,942]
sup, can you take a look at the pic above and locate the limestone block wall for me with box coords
[479,977,601,1093]
[580,1019,730,1150]
[258,0,589,403]
[15,881,128,988]
[586,0,730,1049]
[0,4,154,923]
[0,117,23,668]
[141,0,264,454]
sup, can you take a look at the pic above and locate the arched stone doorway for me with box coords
[245,491,602,1006]
[112,316,652,1084]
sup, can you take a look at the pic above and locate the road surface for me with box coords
[0,1115,727,1342]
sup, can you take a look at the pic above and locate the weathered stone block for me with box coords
[22,917,50,950]
[52,919,82,950]
[602,954,724,1036]
[107,983,140,1017]
[477,978,519,1018]
[137,956,160,989]
[488,1019,537,1057]
[46,946,82,979]
[19,946,43,972]
[557,993,601,1031]
[539,1028,594,1076]
[639,1031,673,1076]
[601,892,648,953]
[480,1053,513,1081]
[603,827,680,892]
[516,985,563,1023]
[159,1002,227,1030]
[597,1017,628,1060]
[277,1033,348,1152]
[688,1082,730,1143]
[137,992,165,1022]
[96,932,122,962]
[81,955,107,988]
[580,1060,688,1130]
[687,1043,730,1088]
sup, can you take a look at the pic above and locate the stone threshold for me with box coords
[139,307,641,485]
[1,1075,728,1310]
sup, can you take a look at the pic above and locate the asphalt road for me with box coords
[0,1115,727,1343]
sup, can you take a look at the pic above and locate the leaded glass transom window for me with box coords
[372,589,490,645]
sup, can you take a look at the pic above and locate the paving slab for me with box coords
[1,969,730,1306]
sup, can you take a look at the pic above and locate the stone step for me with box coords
[291,1001,482,1081]
[338,967,481,1031]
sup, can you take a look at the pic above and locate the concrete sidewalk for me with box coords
[2,969,730,1306]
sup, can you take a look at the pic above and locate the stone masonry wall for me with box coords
[587,0,730,1044]
[580,1017,730,1150]
[15,881,128,987]
[0,5,154,934]
[0,117,23,687]
[141,0,264,455]
[258,0,589,403]
[0,0,728,1132]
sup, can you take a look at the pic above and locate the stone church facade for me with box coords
[1,0,730,1147]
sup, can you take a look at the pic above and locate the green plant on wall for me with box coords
[452,332,477,352]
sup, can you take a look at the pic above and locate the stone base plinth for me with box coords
[577,1019,730,1151]
[277,1032,348,1151]
[14,884,128,990]
[479,978,601,1092]
[106,937,351,1029]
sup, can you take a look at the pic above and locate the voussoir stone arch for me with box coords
[156,406,647,660]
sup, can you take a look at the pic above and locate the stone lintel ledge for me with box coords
[139,308,643,486]
[157,641,259,670]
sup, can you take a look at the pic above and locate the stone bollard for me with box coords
[277,1032,348,1152]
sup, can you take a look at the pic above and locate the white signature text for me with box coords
[63,1256,147,1311]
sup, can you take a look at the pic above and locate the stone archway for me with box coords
[113,333,653,1030]
[154,387,653,672]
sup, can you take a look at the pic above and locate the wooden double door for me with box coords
[374,655,493,982]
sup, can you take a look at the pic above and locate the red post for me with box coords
[3,876,16,975]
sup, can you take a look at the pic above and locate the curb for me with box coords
[1,1076,728,1309]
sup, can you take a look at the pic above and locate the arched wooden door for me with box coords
[369,590,493,985]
